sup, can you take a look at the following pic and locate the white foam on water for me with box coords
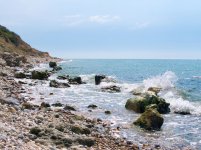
[143,71,178,90]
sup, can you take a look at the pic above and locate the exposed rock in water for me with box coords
[49,80,70,88]
[101,85,121,93]
[52,102,63,107]
[49,61,57,68]
[40,102,50,108]
[105,110,111,114]
[125,93,170,114]
[134,105,164,130]
[174,111,191,115]
[69,76,82,84]
[63,105,76,111]
[87,104,98,109]
[57,75,69,80]
[31,70,49,80]
[14,72,26,79]
[53,66,62,71]
[148,87,162,95]
[95,75,106,85]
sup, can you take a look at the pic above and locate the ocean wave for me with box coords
[143,71,178,91]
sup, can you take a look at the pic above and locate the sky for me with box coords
[0,0,201,59]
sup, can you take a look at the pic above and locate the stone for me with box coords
[22,102,34,110]
[49,80,70,88]
[174,111,191,115]
[52,102,63,107]
[69,76,82,84]
[57,75,69,80]
[95,75,106,85]
[64,105,76,111]
[134,106,164,130]
[30,127,42,136]
[87,104,98,109]
[31,70,49,80]
[125,94,170,114]
[53,66,62,71]
[49,62,57,68]
[14,72,26,78]
[105,110,111,114]
[101,85,121,93]
[148,87,162,95]
[40,102,50,108]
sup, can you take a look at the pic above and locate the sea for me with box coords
[26,59,201,149]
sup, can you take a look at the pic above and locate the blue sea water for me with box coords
[30,59,201,149]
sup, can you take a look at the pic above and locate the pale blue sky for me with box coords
[0,0,201,58]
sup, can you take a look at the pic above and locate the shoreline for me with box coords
[0,56,141,149]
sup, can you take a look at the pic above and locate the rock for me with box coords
[57,75,69,80]
[71,125,91,135]
[101,85,121,93]
[76,137,95,147]
[49,80,70,88]
[14,72,26,78]
[30,127,42,136]
[105,110,111,114]
[55,125,65,132]
[95,75,106,85]
[148,87,162,95]
[2,52,21,67]
[69,76,82,84]
[125,94,170,114]
[40,102,50,108]
[31,70,49,80]
[134,106,164,130]
[53,66,62,71]
[52,102,63,107]
[22,102,34,110]
[174,111,191,115]
[64,105,76,111]
[49,62,57,68]
[87,104,98,109]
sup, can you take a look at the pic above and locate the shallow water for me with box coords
[23,59,201,149]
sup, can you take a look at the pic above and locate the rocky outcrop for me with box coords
[69,76,82,84]
[95,75,106,85]
[125,93,170,114]
[49,62,57,68]
[31,71,49,80]
[49,80,70,88]
[134,105,164,130]
[101,85,121,93]
[57,75,69,80]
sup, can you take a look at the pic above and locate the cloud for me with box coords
[61,15,84,26]
[89,15,120,24]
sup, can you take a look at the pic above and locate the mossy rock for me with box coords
[125,94,170,114]
[134,106,164,130]
[31,70,49,80]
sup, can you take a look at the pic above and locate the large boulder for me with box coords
[49,80,70,88]
[101,85,121,93]
[31,70,49,80]
[134,105,164,130]
[53,66,62,71]
[49,62,57,68]
[69,76,82,84]
[95,75,106,85]
[147,87,162,95]
[125,93,170,114]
